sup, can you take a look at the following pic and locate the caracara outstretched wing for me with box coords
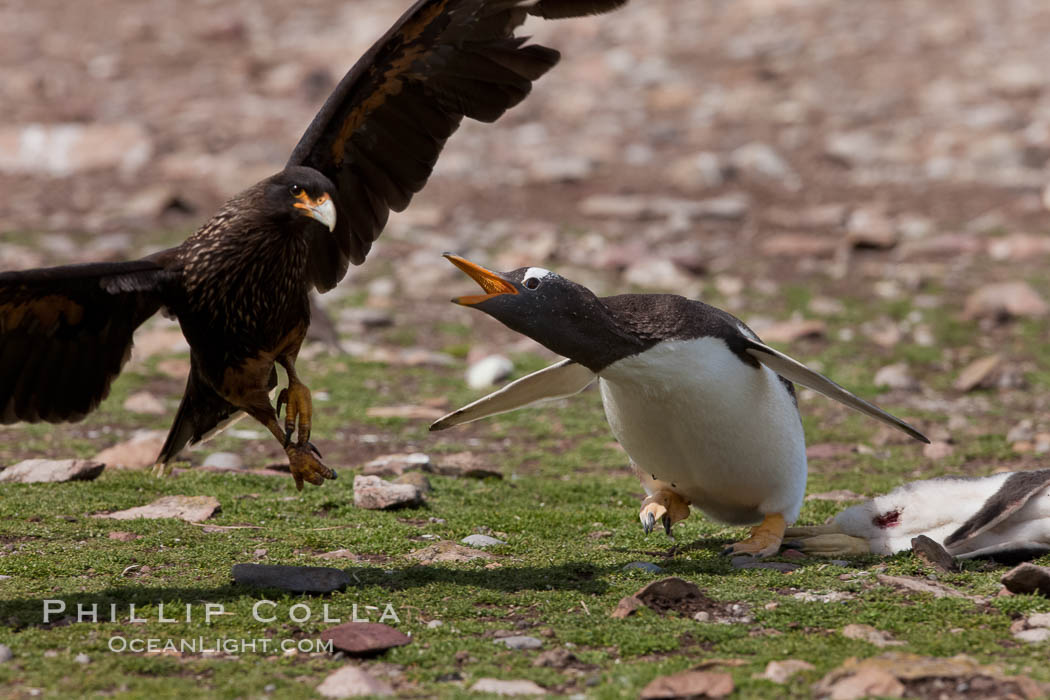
[287,0,628,291]
[0,261,169,423]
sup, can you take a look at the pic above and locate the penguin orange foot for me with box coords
[724,513,787,558]
[640,490,691,536]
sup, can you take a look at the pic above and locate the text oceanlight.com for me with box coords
[107,637,333,654]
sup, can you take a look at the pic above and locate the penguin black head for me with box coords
[443,253,620,367]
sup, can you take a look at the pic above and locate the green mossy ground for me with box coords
[2,232,1050,698]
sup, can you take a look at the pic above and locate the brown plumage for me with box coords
[0,0,627,489]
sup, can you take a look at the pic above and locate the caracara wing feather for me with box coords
[287,0,627,289]
[0,261,168,423]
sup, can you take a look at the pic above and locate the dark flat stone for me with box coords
[232,564,350,594]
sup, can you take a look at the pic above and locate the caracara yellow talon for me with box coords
[724,513,787,558]
[287,444,335,491]
[277,380,313,446]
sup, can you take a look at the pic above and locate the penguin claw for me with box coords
[308,441,323,459]
[662,514,673,537]
[643,512,656,535]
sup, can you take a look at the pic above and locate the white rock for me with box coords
[825,130,883,166]
[873,364,918,391]
[528,156,592,183]
[317,665,393,698]
[469,678,546,696]
[729,142,798,188]
[122,391,166,415]
[1014,628,1050,644]
[202,452,243,470]
[668,151,724,189]
[623,258,697,294]
[0,123,152,176]
[0,459,104,484]
[94,431,168,470]
[494,635,543,650]
[353,475,424,510]
[1027,613,1050,629]
[461,534,506,548]
[466,355,514,390]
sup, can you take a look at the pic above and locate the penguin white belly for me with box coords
[598,337,807,525]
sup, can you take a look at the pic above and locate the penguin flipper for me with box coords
[944,469,1050,551]
[431,358,596,431]
[744,341,929,443]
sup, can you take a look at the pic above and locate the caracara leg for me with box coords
[226,355,334,491]
[276,358,313,447]
[724,513,787,558]
[639,489,691,537]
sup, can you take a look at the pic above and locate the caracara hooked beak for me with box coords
[293,191,337,232]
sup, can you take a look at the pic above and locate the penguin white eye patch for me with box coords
[523,267,552,286]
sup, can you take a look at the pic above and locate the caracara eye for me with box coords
[289,184,304,197]
[524,277,540,290]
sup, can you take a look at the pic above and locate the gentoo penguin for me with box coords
[785,469,1050,560]
[431,255,929,557]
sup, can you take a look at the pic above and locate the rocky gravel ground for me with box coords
[1,0,1049,697]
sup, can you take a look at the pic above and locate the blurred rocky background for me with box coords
[1,0,1049,465]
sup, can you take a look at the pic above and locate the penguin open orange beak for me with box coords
[443,253,518,305]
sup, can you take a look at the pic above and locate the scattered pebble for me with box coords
[533,648,577,668]
[1001,563,1050,597]
[0,459,104,484]
[461,534,506,548]
[922,441,955,460]
[494,635,543,650]
[1013,628,1050,644]
[95,495,220,522]
[469,679,546,696]
[202,452,242,470]
[353,475,424,510]
[122,391,166,415]
[873,363,918,391]
[361,452,430,477]
[964,282,1048,321]
[321,623,411,656]
[622,561,663,574]
[93,431,169,470]
[466,355,514,389]
[316,664,393,698]
[406,541,493,564]
[395,472,433,495]
[640,670,734,699]
[842,624,905,648]
[758,659,815,684]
